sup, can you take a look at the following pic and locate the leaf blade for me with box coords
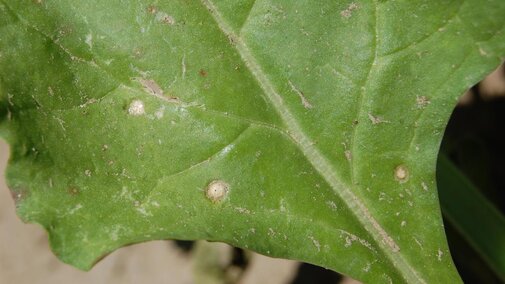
[1,0,505,282]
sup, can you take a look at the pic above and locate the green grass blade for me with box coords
[438,155,505,281]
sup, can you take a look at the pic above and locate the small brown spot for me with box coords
[394,165,409,183]
[228,34,238,45]
[167,96,180,101]
[161,15,175,25]
[153,11,176,25]
[147,5,157,14]
[68,186,80,196]
[9,187,27,204]
[133,48,143,58]
[199,69,208,77]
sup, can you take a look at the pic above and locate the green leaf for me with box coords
[0,0,504,282]
[437,155,505,281]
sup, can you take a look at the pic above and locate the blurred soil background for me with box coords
[1,62,504,284]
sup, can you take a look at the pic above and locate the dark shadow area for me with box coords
[230,247,249,269]
[173,240,195,253]
[290,263,343,284]
[439,76,505,283]
[441,90,505,212]
[444,221,502,284]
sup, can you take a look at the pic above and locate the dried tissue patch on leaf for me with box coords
[135,78,180,103]
[154,10,176,25]
[340,2,359,18]
[85,33,93,49]
[137,78,164,97]
[394,165,409,183]
[128,99,145,116]
[288,80,313,109]
[368,113,389,125]
[308,236,321,252]
[206,180,230,203]
[421,182,429,191]
[344,150,352,161]
[416,96,431,109]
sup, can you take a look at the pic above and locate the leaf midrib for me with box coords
[199,0,425,282]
